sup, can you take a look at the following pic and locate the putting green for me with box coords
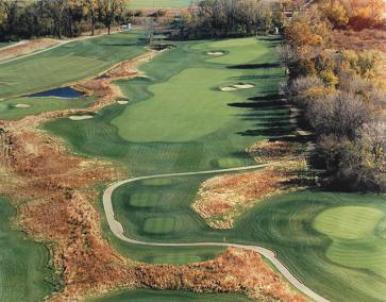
[313,206,386,279]
[313,206,384,240]
[0,197,54,302]
[89,289,253,302]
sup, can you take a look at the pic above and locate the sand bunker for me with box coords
[220,86,238,92]
[15,103,31,108]
[233,83,255,89]
[208,51,225,56]
[117,100,128,105]
[220,83,255,92]
[69,115,94,121]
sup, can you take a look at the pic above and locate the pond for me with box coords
[30,86,83,99]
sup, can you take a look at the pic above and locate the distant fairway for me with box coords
[129,0,195,9]
[0,198,54,302]
[90,289,253,302]
[0,32,147,98]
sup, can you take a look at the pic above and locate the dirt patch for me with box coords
[193,141,308,229]
[0,38,59,61]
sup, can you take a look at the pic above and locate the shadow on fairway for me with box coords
[227,63,281,69]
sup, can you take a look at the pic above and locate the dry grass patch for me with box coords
[193,140,307,229]
[0,38,59,61]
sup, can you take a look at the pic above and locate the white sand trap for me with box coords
[220,86,238,92]
[69,115,94,120]
[208,51,224,56]
[15,103,31,108]
[232,83,255,89]
[117,100,129,105]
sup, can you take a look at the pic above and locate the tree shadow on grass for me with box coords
[227,63,281,69]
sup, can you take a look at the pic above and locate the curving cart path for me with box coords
[102,164,330,302]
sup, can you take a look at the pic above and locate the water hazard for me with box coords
[30,86,83,99]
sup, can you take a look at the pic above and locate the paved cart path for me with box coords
[102,164,330,302]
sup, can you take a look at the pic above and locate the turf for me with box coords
[89,288,253,302]
[45,37,288,175]
[314,206,386,279]
[111,174,386,302]
[42,35,386,301]
[0,96,94,120]
[0,31,147,98]
[0,197,55,302]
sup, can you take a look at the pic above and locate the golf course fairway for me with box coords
[0,198,54,302]
[0,31,147,98]
[44,36,386,302]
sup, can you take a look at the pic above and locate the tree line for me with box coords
[175,0,282,39]
[282,0,386,192]
[0,0,129,41]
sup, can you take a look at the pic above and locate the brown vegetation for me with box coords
[193,141,307,229]
[0,38,59,61]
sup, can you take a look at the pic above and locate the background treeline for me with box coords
[282,0,386,192]
[175,0,282,39]
[0,0,129,41]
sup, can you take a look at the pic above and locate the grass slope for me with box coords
[89,288,253,302]
[0,32,147,98]
[0,197,54,302]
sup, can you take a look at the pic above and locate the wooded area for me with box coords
[282,0,386,191]
[0,0,129,40]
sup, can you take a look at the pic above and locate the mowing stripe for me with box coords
[102,164,330,302]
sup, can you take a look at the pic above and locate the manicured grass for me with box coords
[0,32,147,98]
[314,206,386,279]
[89,288,253,302]
[45,37,288,175]
[313,206,383,240]
[113,175,386,302]
[43,34,386,301]
[143,217,176,234]
[129,0,195,9]
[0,96,94,120]
[0,197,55,302]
